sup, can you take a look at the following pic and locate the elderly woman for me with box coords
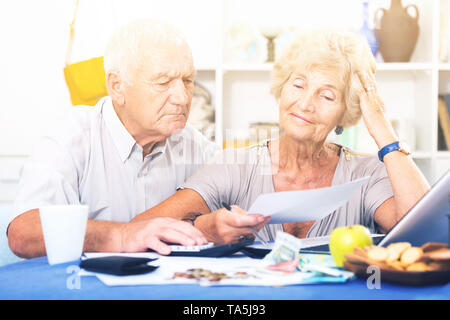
[133,29,430,244]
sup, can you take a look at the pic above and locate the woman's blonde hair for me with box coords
[270,29,376,128]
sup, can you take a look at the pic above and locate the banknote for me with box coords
[263,231,303,265]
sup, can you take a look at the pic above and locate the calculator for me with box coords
[148,239,254,257]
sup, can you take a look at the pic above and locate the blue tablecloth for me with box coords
[0,205,20,267]
[0,257,449,300]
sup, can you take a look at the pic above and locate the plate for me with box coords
[343,242,450,286]
[343,260,450,286]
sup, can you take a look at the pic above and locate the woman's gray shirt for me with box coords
[180,141,394,241]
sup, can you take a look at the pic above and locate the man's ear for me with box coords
[106,71,125,106]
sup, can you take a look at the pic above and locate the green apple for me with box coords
[329,225,373,267]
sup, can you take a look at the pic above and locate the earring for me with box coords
[335,126,343,135]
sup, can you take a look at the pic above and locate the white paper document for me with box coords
[81,252,354,287]
[248,176,370,224]
[81,252,313,287]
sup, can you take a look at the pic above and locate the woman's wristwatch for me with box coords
[378,141,411,162]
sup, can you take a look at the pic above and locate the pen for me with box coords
[221,202,269,247]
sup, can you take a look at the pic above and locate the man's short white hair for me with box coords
[104,19,189,84]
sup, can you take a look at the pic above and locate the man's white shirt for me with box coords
[11,97,219,224]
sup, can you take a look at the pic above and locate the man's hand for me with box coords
[119,217,207,255]
[195,205,270,244]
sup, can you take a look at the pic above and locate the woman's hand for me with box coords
[356,71,398,149]
[194,206,270,244]
[356,72,430,232]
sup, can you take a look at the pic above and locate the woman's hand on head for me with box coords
[356,71,398,149]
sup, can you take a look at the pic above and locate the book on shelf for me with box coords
[437,96,450,150]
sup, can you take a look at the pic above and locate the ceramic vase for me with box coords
[374,0,419,62]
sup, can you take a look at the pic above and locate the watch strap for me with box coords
[182,212,203,225]
[378,141,400,162]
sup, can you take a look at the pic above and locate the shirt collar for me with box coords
[101,97,137,163]
[149,139,168,157]
[135,138,169,163]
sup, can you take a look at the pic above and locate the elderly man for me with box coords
[8,20,218,257]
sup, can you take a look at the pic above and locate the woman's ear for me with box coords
[106,70,125,106]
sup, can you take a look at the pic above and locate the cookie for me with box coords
[400,247,423,266]
[367,246,389,262]
[386,250,401,263]
[427,261,450,271]
[387,242,411,255]
[405,262,431,272]
[424,248,450,261]
[421,242,448,253]
[386,260,404,271]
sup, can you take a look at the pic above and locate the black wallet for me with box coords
[80,256,159,276]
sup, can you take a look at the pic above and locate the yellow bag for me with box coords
[64,56,106,106]
[64,0,107,106]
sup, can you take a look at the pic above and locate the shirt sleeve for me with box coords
[174,124,221,190]
[363,159,394,230]
[179,150,234,212]
[10,137,81,225]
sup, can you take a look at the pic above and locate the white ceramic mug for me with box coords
[39,205,88,265]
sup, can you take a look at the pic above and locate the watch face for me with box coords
[398,141,411,154]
